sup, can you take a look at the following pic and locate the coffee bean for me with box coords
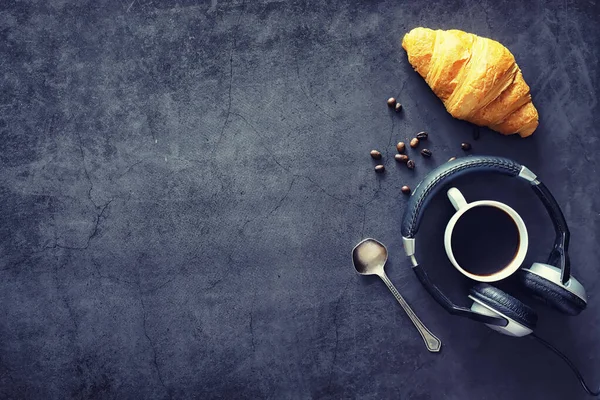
[410,138,419,148]
[396,142,406,153]
[395,154,409,163]
[370,149,382,159]
[406,159,415,169]
[395,103,402,112]
[448,156,457,162]
[472,126,480,141]
[416,131,428,140]
[375,164,385,173]
[420,148,432,157]
[387,97,396,108]
[461,142,472,151]
[401,185,411,194]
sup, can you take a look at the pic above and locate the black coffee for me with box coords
[451,206,520,276]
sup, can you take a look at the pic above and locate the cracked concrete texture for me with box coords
[1,0,599,399]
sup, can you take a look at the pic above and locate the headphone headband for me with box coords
[531,182,571,282]
[401,156,525,238]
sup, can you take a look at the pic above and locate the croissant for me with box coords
[402,27,538,137]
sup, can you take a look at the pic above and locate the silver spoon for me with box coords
[352,238,442,353]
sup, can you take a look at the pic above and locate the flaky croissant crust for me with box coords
[402,28,538,137]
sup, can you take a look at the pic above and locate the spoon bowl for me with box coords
[352,238,388,276]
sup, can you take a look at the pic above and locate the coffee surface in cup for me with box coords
[451,205,520,276]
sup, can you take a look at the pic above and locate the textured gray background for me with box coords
[1,0,599,399]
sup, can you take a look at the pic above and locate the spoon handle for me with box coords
[380,273,442,353]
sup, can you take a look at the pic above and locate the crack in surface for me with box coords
[74,130,100,209]
[214,0,246,151]
[54,260,79,331]
[299,174,346,202]
[92,259,135,286]
[360,197,377,239]
[249,309,256,354]
[215,54,233,149]
[267,178,295,217]
[126,0,137,12]
[327,279,351,393]
[2,198,115,272]
[360,205,367,239]
[295,54,335,122]
[231,111,349,203]
[208,164,226,203]
[207,278,223,289]
[231,112,292,170]
[239,178,296,234]
[249,289,256,354]
[139,288,171,399]
[0,247,51,271]
[571,129,594,168]
[384,113,395,165]
[143,276,177,295]
[55,199,114,251]
[299,85,335,122]
[116,158,147,179]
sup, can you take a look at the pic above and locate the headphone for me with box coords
[401,156,588,337]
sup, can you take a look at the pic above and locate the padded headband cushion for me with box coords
[517,269,586,316]
[401,156,522,238]
[470,283,538,329]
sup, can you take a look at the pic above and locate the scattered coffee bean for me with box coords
[461,142,472,151]
[395,103,402,112]
[410,138,419,148]
[387,97,396,108]
[448,156,457,162]
[416,131,428,140]
[472,126,480,141]
[406,159,415,169]
[401,185,411,194]
[420,148,432,157]
[370,149,382,159]
[396,141,406,153]
[395,154,409,163]
[375,164,385,173]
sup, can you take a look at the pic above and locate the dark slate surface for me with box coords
[1,0,599,399]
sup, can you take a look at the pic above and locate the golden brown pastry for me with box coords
[402,27,538,137]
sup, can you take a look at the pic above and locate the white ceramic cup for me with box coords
[444,187,528,282]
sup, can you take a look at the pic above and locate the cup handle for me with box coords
[447,187,468,211]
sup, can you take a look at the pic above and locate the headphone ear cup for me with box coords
[469,283,538,330]
[518,265,587,316]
